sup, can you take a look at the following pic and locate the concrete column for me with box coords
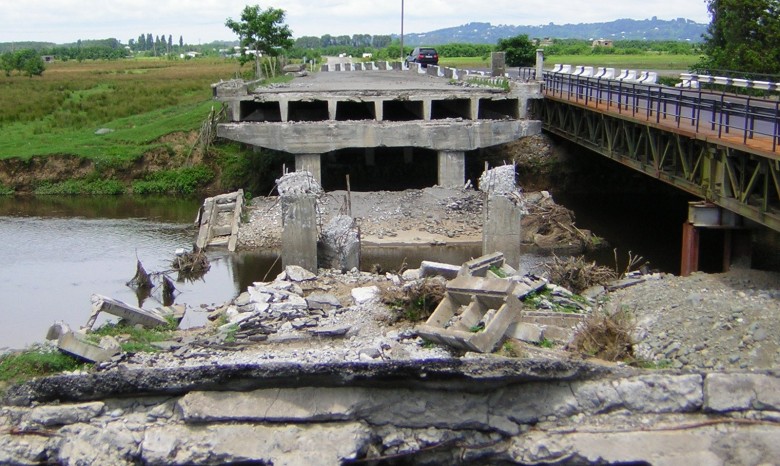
[438,151,465,188]
[471,97,479,120]
[423,99,432,121]
[279,100,289,122]
[374,100,384,121]
[535,49,544,81]
[491,52,506,77]
[229,102,241,122]
[403,148,414,164]
[328,100,337,120]
[482,194,522,270]
[281,195,318,273]
[295,154,322,185]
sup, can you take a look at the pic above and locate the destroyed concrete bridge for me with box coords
[213,63,542,188]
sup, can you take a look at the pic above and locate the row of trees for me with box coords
[1,49,45,77]
[128,34,185,55]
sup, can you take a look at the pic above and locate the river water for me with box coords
[0,196,488,350]
[0,188,719,351]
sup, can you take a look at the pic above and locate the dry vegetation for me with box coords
[568,304,635,362]
[543,255,617,294]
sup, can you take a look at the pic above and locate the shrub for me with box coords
[132,165,214,195]
[381,278,446,322]
[568,305,635,361]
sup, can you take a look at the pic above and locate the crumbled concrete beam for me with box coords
[87,295,181,329]
[420,260,461,279]
[46,322,121,363]
[458,252,506,277]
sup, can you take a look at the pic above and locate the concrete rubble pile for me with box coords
[44,295,186,363]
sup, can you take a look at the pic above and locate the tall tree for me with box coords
[698,0,780,75]
[179,35,184,48]
[496,34,536,67]
[225,5,294,78]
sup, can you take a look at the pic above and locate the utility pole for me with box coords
[400,0,404,61]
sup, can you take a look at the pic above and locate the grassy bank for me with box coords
[0,58,239,162]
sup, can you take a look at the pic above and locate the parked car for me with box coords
[406,47,439,67]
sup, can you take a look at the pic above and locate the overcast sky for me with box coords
[1,0,711,44]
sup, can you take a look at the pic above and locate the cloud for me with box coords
[0,0,710,44]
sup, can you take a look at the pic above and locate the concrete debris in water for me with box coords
[275,171,323,197]
[319,214,360,271]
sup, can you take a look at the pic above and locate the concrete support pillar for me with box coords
[403,148,414,164]
[365,148,375,166]
[483,194,522,270]
[328,100,337,120]
[535,49,544,81]
[423,99,432,121]
[680,222,700,277]
[374,100,384,121]
[438,151,465,188]
[281,195,318,273]
[279,100,289,122]
[295,154,322,185]
[470,98,479,121]
[229,102,241,122]
[491,52,506,77]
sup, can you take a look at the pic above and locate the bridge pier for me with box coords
[295,154,322,185]
[438,151,465,188]
[681,202,752,276]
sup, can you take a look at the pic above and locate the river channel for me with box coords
[0,188,706,351]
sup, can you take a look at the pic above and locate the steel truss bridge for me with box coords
[534,72,780,232]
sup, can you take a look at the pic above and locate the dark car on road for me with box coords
[406,47,439,67]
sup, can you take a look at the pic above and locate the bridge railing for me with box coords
[542,72,780,153]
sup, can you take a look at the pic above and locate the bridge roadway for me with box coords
[213,69,542,188]
[537,72,780,233]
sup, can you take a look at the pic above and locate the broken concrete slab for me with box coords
[351,286,381,305]
[506,322,544,343]
[86,295,184,330]
[420,260,461,279]
[46,322,121,363]
[305,292,342,311]
[458,252,506,277]
[277,265,317,282]
[478,164,517,194]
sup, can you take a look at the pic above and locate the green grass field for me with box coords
[543,53,700,71]
[0,58,240,162]
[441,53,699,73]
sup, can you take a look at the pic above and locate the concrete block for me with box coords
[47,323,121,363]
[506,322,543,343]
[351,286,381,305]
[88,295,176,329]
[420,260,461,279]
[459,252,505,277]
[704,373,780,412]
[281,195,318,273]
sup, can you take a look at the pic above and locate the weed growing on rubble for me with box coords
[381,279,446,323]
[568,305,635,361]
[90,319,178,353]
[0,346,85,386]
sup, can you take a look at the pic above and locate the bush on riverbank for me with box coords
[132,165,214,195]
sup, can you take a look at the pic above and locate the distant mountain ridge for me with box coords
[400,17,707,45]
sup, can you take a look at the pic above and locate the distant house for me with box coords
[42,55,55,63]
[592,39,613,47]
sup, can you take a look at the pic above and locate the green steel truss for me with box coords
[535,97,780,232]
